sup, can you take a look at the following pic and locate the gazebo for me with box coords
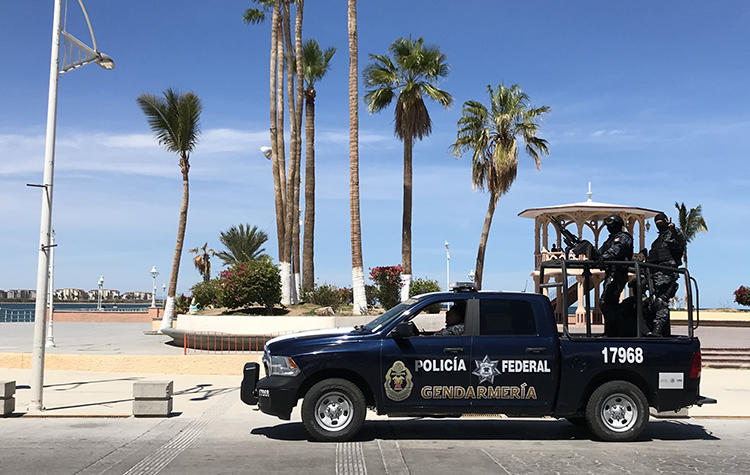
[518,184,660,324]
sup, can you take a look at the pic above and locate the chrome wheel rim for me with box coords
[600,393,638,433]
[314,391,353,432]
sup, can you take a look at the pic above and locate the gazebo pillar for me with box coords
[542,217,549,251]
[575,276,586,323]
[638,217,646,252]
[534,218,541,268]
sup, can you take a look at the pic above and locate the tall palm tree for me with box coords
[348,0,367,314]
[364,37,452,300]
[301,39,336,291]
[291,0,305,303]
[675,202,708,305]
[451,84,549,290]
[216,224,269,266]
[137,89,202,331]
[188,243,215,282]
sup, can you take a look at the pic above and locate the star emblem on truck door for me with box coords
[473,355,501,384]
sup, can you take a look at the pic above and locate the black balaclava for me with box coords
[603,214,624,234]
[654,212,669,233]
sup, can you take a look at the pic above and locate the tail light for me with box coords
[689,351,701,379]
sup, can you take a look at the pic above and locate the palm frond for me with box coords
[217,224,269,266]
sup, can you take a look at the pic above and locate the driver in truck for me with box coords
[433,300,466,336]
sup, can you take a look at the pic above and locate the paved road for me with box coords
[2,394,750,475]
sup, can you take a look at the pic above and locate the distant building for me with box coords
[6,289,36,300]
[122,291,152,301]
[87,289,120,300]
[0,289,6,300]
[55,288,87,301]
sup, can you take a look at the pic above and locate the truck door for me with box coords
[469,296,559,415]
[380,298,474,413]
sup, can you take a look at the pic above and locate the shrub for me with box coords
[307,284,348,310]
[217,257,281,311]
[174,294,191,314]
[409,278,442,297]
[365,284,378,307]
[191,279,221,307]
[410,278,442,313]
[735,286,750,307]
[370,265,403,310]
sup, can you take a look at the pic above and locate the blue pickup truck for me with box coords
[241,261,715,442]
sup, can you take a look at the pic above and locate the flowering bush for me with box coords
[306,284,349,310]
[735,286,750,307]
[174,294,191,314]
[191,279,221,307]
[370,265,403,310]
[217,257,281,311]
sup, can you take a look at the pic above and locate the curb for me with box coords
[0,352,260,375]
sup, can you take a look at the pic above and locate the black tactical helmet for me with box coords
[603,214,624,232]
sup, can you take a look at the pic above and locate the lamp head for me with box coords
[96,54,115,70]
[260,146,272,160]
[98,275,104,286]
[151,265,158,278]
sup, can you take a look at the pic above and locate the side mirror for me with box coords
[389,321,413,339]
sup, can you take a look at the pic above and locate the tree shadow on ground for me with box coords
[174,384,238,401]
[222,307,289,316]
[39,377,143,391]
[251,419,720,442]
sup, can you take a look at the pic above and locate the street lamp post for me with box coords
[150,266,159,308]
[28,0,114,412]
[45,230,56,349]
[444,241,450,291]
[97,275,104,310]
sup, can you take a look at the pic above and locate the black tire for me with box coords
[585,380,649,442]
[302,378,367,442]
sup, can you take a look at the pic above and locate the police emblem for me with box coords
[384,360,413,401]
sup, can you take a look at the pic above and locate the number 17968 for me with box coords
[602,346,644,364]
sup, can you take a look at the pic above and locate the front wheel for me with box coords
[302,378,367,442]
[585,380,649,442]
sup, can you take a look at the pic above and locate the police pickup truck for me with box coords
[241,261,714,442]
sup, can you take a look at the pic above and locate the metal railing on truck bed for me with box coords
[539,259,699,339]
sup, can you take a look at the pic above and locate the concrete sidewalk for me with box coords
[0,367,746,419]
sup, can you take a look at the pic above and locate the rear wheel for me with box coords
[302,378,366,442]
[585,380,649,441]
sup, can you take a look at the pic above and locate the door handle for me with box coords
[526,347,547,354]
[443,347,464,355]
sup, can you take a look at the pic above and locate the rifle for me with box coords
[548,216,596,259]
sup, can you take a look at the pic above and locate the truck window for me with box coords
[479,299,536,336]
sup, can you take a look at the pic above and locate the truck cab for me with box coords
[241,268,714,442]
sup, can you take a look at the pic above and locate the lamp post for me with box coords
[444,241,450,291]
[45,230,56,349]
[97,275,104,310]
[29,0,114,412]
[150,266,159,308]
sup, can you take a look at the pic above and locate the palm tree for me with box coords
[675,202,708,306]
[348,0,367,314]
[451,84,550,289]
[188,243,215,282]
[137,89,202,331]
[216,224,269,266]
[301,39,336,291]
[364,37,452,300]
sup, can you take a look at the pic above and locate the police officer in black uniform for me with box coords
[597,215,633,334]
[646,212,686,337]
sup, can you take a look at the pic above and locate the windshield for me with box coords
[363,299,419,333]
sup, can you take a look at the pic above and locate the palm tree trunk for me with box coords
[302,90,316,291]
[161,158,190,331]
[292,0,304,302]
[474,192,498,291]
[269,2,284,261]
[348,0,366,315]
[683,250,689,309]
[400,133,413,301]
[276,4,291,305]
[282,0,297,305]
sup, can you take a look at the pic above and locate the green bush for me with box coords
[191,279,221,307]
[365,284,378,307]
[370,265,402,310]
[410,278,442,313]
[307,284,348,310]
[217,257,281,311]
[174,294,191,314]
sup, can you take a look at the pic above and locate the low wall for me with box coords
[175,313,447,335]
[51,307,161,323]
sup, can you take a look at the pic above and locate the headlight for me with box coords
[268,355,300,377]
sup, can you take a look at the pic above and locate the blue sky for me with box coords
[1,1,748,307]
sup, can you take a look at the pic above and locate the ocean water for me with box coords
[0,302,155,322]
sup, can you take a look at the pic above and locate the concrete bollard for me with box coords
[1,381,16,417]
[133,381,173,417]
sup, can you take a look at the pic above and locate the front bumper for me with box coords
[256,375,301,420]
